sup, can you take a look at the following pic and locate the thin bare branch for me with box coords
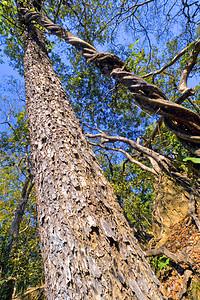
[101,84,118,106]
[143,39,199,79]
[97,0,154,34]
[187,96,200,115]
[89,140,158,175]
[86,128,192,189]
[54,0,63,23]
[85,131,173,173]
[178,38,200,93]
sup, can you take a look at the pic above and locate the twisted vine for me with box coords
[19,8,200,156]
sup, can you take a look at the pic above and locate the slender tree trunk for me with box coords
[2,175,33,274]
[22,27,165,299]
[0,175,33,300]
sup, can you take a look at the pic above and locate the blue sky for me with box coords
[0,57,25,132]
[0,55,19,76]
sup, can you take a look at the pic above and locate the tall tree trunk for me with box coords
[22,27,166,299]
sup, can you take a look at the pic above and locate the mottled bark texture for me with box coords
[152,176,190,247]
[148,176,200,299]
[23,29,165,299]
[152,176,200,247]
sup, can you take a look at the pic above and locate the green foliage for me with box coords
[148,256,170,274]
[191,281,200,297]
[0,0,24,73]
[0,108,44,296]
[183,157,200,164]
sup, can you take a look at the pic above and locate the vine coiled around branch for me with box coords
[19,7,200,156]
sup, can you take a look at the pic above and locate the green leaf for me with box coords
[129,39,141,50]
[183,157,200,164]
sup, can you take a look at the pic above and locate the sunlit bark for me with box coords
[22,24,165,299]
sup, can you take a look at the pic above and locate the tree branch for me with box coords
[19,8,200,156]
[178,38,200,93]
[86,131,172,172]
[97,0,154,35]
[89,140,158,175]
[143,39,199,79]
[144,88,196,146]
[85,127,192,189]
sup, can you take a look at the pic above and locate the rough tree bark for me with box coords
[22,20,166,300]
[15,3,200,299]
[146,176,200,299]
